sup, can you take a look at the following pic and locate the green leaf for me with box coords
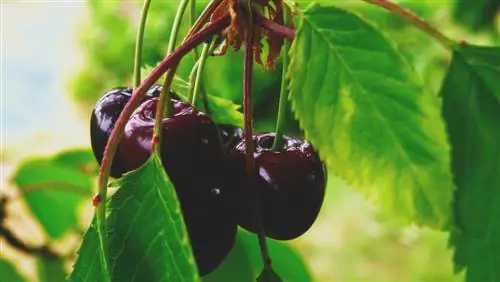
[204,229,311,282]
[288,4,453,229]
[52,149,98,176]
[257,269,283,282]
[36,257,68,282]
[244,232,312,282]
[443,45,500,282]
[69,155,200,282]
[0,258,25,282]
[12,158,93,239]
[197,95,244,127]
[202,230,255,282]
[453,0,500,31]
[141,66,243,127]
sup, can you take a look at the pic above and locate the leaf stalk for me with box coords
[361,0,454,49]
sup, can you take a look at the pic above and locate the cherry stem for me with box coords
[361,0,454,49]
[156,0,223,119]
[243,24,273,274]
[95,16,230,281]
[190,42,211,105]
[157,0,192,121]
[259,15,295,41]
[187,59,201,102]
[189,0,199,60]
[272,7,292,151]
[133,0,152,87]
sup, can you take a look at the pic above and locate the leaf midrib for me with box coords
[300,7,438,220]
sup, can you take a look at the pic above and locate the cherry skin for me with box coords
[218,124,244,154]
[89,86,160,178]
[227,132,326,240]
[120,98,237,275]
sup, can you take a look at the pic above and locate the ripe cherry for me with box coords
[120,98,237,275]
[228,132,326,240]
[218,124,243,153]
[89,86,160,178]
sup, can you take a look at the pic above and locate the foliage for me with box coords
[11,151,94,239]
[288,4,453,229]
[2,0,500,282]
[442,45,500,282]
[452,0,500,32]
[70,155,200,281]
[0,258,25,282]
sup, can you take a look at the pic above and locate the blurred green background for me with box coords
[1,0,498,281]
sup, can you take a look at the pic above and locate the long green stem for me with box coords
[95,17,230,282]
[272,7,291,150]
[168,0,191,56]
[133,0,153,87]
[187,60,199,102]
[159,0,223,103]
[361,0,454,49]
[189,0,199,59]
[190,43,210,105]
[152,0,191,151]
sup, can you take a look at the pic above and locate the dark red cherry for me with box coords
[218,124,244,153]
[89,86,163,178]
[228,132,326,240]
[120,98,236,275]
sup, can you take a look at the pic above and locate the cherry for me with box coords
[227,132,326,240]
[120,98,237,275]
[89,86,160,178]
[218,124,243,153]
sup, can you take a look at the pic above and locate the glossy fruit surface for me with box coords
[228,132,326,240]
[120,98,237,275]
[218,124,244,153]
[89,86,160,178]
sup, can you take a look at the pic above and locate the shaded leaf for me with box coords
[204,229,310,281]
[453,0,500,32]
[36,257,68,282]
[202,230,254,282]
[69,155,199,282]
[288,4,453,228]
[257,269,283,282]
[12,158,93,239]
[0,258,25,282]
[443,45,500,282]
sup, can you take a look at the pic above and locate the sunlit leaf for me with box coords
[12,158,93,239]
[0,258,25,282]
[52,149,98,175]
[288,3,453,229]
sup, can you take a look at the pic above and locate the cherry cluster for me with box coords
[90,86,326,275]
